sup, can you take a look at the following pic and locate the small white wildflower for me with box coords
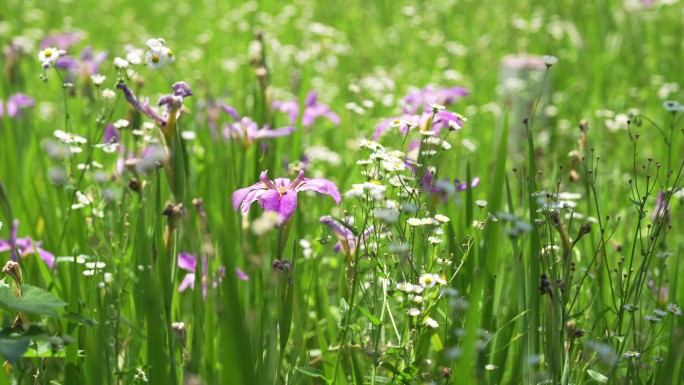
[38,47,63,66]
[82,269,95,276]
[429,103,446,112]
[462,139,477,152]
[146,38,165,50]
[424,317,439,328]
[542,55,559,67]
[407,218,422,227]
[85,261,106,269]
[161,47,175,63]
[428,236,442,245]
[411,295,423,303]
[113,57,129,69]
[644,315,662,323]
[102,88,116,100]
[145,49,165,69]
[419,273,439,288]
[113,119,129,129]
[476,200,488,208]
[653,309,667,317]
[485,364,498,371]
[381,160,406,172]
[90,74,105,86]
[126,51,142,65]
[441,141,452,150]
[396,282,414,293]
[667,303,681,316]
[412,285,424,295]
[181,131,197,140]
[623,350,640,359]
[420,218,440,226]
[407,308,421,317]
[434,214,450,223]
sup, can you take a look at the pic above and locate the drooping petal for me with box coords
[231,182,267,211]
[178,252,197,272]
[298,178,342,204]
[221,105,241,120]
[103,124,120,144]
[36,247,55,269]
[178,273,195,292]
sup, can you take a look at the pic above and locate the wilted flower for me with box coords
[232,170,341,226]
[117,81,192,141]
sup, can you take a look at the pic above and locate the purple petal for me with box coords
[36,247,55,269]
[235,267,249,281]
[231,182,266,212]
[273,101,299,123]
[221,105,241,120]
[178,273,195,292]
[254,126,296,139]
[103,124,120,144]
[178,252,197,272]
[172,82,193,98]
[116,82,166,127]
[259,190,298,223]
[298,178,342,204]
[305,91,317,107]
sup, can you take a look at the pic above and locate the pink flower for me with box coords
[232,170,341,226]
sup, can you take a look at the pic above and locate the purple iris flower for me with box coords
[373,110,464,140]
[103,124,120,144]
[178,252,236,299]
[0,94,35,118]
[319,216,373,255]
[273,91,340,127]
[56,46,108,82]
[232,170,341,226]
[221,105,295,146]
[0,220,55,268]
[402,85,468,114]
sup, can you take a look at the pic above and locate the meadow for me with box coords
[0,0,683,384]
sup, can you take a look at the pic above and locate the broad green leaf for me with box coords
[0,284,67,316]
[0,337,31,365]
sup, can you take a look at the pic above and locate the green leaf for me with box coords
[0,336,31,365]
[356,305,383,326]
[587,369,609,383]
[295,367,327,380]
[0,284,67,316]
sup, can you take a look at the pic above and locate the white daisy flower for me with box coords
[424,317,439,328]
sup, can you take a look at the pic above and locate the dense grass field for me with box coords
[1,0,683,384]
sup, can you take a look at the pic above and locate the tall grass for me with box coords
[0,0,683,384]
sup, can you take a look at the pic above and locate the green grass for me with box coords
[0,0,683,384]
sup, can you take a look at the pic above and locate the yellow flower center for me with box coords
[44,49,53,57]
[424,277,432,284]
[152,55,160,63]
[278,186,287,195]
[166,49,174,58]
